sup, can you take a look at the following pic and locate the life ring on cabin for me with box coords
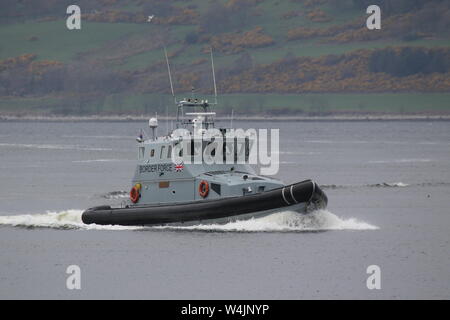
[198,180,209,198]
[130,183,141,203]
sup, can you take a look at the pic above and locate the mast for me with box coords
[164,47,219,129]
[164,47,176,104]
[210,47,218,105]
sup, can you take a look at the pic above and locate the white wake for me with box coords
[0,210,378,232]
[0,210,141,231]
[157,210,378,232]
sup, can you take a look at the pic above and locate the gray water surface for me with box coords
[0,120,449,299]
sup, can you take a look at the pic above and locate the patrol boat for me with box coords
[82,51,327,227]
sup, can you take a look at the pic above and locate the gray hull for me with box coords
[82,180,327,226]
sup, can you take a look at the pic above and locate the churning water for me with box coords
[0,209,378,232]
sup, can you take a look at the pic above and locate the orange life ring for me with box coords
[198,180,209,198]
[130,184,141,203]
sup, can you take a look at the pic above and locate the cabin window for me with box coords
[245,137,250,163]
[184,139,195,163]
[221,137,250,163]
[188,139,194,156]
[160,146,166,159]
[150,149,155,157]
[167,145,172,159]
[223,137,238,163]
[211,183,221,195]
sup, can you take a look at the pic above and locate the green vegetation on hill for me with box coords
[0,0,449,116]
[2,93,450,116]
[0,21,152,62]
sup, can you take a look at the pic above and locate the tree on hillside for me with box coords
[142,0,174,18]
[348,0,448,15]
[369,47,450,77]
[199,1,257,35]
[199,3,232,34]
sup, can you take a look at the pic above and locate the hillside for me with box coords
[1,0,450,116]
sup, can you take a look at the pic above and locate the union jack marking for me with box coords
[175,163,184,172]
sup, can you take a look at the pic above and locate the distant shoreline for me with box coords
[1,114,450,122]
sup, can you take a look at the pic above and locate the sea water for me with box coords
[0,120,449,299]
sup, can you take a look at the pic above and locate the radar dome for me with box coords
[149,117,158,128]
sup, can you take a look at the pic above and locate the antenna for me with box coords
[166,102,169,135]
[164,47,176,103]
[210,47,218,105]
